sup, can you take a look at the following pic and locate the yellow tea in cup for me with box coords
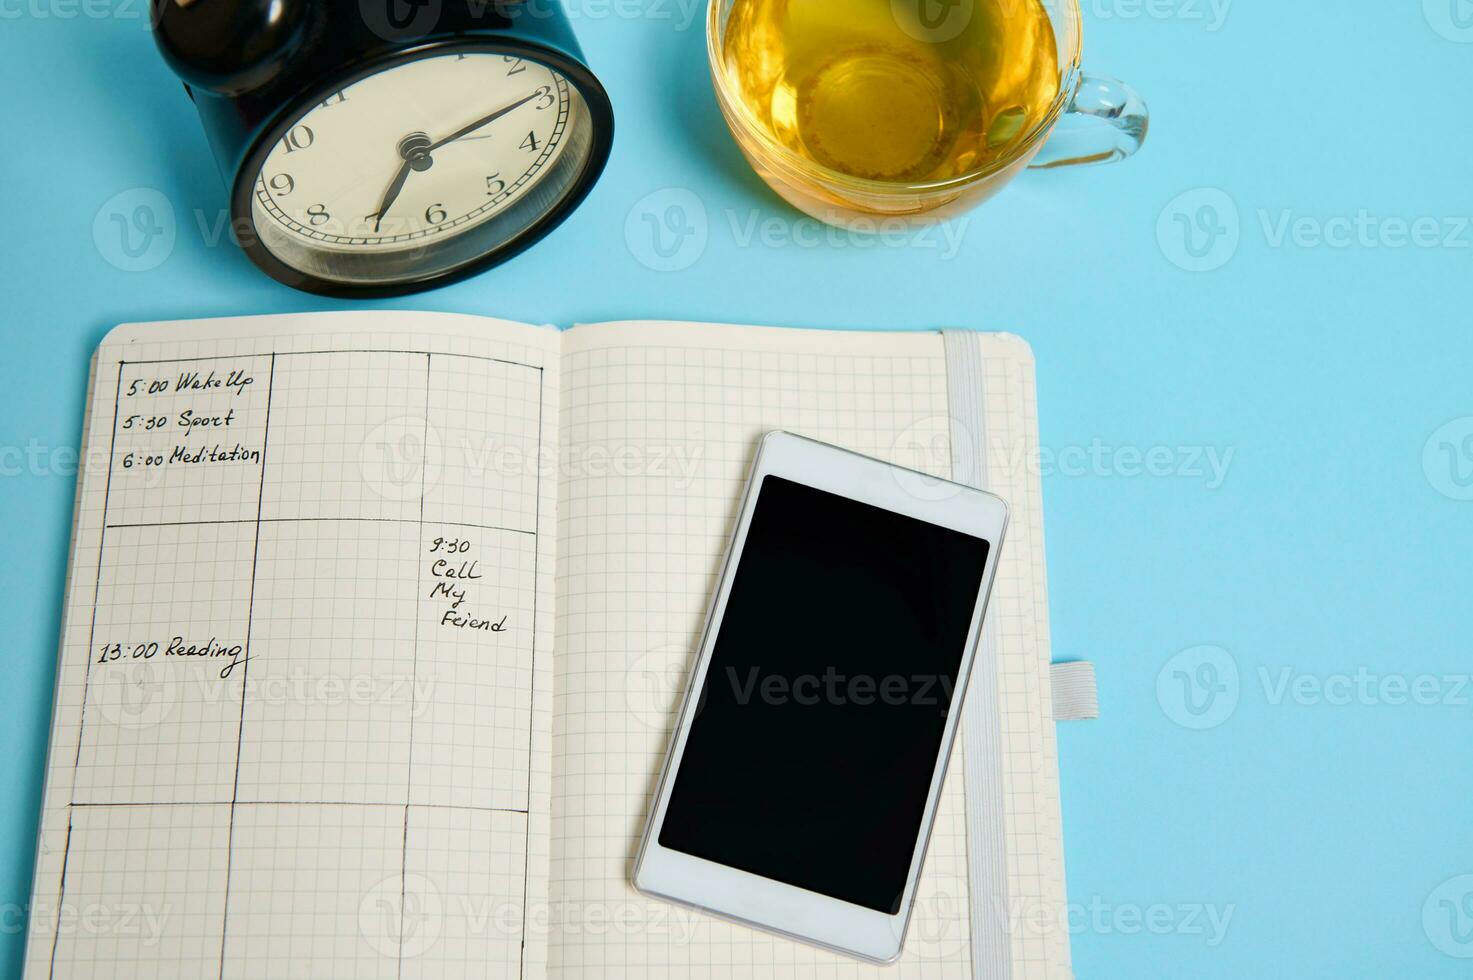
[707,0,1147,227]
[720,0,1061,184]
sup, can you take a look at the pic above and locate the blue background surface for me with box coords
[2,0,1471,976]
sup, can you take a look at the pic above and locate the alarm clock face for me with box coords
[245,50,603,291]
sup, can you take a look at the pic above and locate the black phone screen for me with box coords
[658,475,992,914]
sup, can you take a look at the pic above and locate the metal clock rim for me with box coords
[230,36,614,298]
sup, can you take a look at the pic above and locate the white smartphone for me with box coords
[633,431,1009,965]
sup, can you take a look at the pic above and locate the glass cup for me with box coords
[706,0,1148,228]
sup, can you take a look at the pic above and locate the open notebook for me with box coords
[24,312,1071,980]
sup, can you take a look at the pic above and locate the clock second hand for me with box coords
[365,92,540,232]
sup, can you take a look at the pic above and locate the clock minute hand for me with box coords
[427,92,539,151]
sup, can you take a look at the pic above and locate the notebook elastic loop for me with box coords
[941,330,1013,980]
[1050,661,1100,720]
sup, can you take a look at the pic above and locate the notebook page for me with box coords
[24,312,560,980]
[548,321,1065,979]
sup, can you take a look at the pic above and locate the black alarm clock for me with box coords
[152,0,614,296]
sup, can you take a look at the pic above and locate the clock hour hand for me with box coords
[366,158,413,233]
[366,132,434,232]
[427,92,539,151]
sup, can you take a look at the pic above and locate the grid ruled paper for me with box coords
[24,312,560,980]
[548,322,1070,979]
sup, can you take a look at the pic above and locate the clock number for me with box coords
[319,91,348,107]
[520,131,541,153]
[533,85,554,110]
[425,204,447,225]
[281,125,314,152]
[503,56,526,75]
[485,173,506,196]
[306,204,330,226]
[268,174,295,196]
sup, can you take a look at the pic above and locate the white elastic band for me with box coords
[942,330,1012,980]
[1050,661,1100,720]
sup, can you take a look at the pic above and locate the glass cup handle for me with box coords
[1028,72,1148,169]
